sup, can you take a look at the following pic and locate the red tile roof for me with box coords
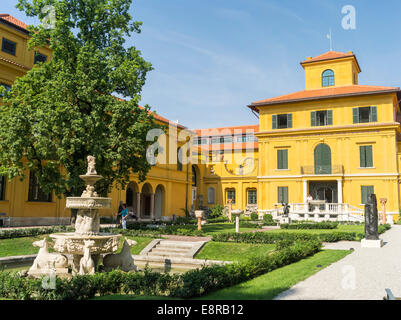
[0,14,28,31]
[301,51,354,64]
[249,85,400,109]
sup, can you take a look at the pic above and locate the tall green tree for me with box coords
[0,0,160,199]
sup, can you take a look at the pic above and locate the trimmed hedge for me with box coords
[212,224,391,244]
[0,240,321,300]
[0,226,74,240]
[280,222,339,230]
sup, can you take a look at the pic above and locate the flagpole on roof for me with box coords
[327,28,333,51]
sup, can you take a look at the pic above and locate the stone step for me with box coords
[151,247,190,254]
[157,241,195,249]
[147,251,189,258]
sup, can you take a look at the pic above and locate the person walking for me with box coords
[121,203,129,230]
[116,201,124,225]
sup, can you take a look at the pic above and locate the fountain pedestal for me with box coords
[28,156,122,276]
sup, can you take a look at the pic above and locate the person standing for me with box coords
[306,194,313,212]
[121,203,129,230]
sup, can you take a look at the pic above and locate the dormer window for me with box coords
[322,69,335,87]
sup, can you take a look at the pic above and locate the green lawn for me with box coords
[197,249,352,300]
[269,224,364,234]
[201,223,259,235]
[195,241,275,262]
[92,249,351,300]
[0,235,154,258]
[0,235,50,257]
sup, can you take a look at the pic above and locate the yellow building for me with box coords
[2,13,401,225]
[0,14,193,226]
[191,125,259,214]
[194,51,401,222]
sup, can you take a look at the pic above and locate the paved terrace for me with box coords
[275,225,401,300]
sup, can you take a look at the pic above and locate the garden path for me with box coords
[274,225,401,300]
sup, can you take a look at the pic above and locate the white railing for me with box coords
[261,203,366,223]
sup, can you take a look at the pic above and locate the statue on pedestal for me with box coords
[364,194,379,241]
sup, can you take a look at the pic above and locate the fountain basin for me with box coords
[66,197,112,209]
[50,233,121,255]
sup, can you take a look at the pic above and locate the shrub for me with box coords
[206,217,229,224]
[280,222,338,230]
[250,212,259,221]
[262,214,276,226]
[209,205,225,219]
[0,225,74,240]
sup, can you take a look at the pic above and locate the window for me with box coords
[0,83,11,97]
[360,146,373,168]
[353,107,377,124]
[311,110,333,126]
[211,136,232,144]
[177,148,183,171]
[278,187,288,204]
[272,114,292,129]
[2,38,16,55]
[248,189,257,205]
[192,166,197,186]
[0,176,5,200]
[194,137,208,145]
[361,186,374,205]
[212,150,224,162]
[322,69,335,87]
[28,171,52,202]
[208,187,215,204]
[34,51,47,64]
[236,135,257,143]
[227,189,236,204]
[277,149,288,170]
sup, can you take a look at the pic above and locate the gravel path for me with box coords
[274,225,401,300]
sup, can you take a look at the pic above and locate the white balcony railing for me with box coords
[259,203,366,222]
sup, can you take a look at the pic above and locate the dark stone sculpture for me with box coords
[282,203,290,216]
[364,194,379,240]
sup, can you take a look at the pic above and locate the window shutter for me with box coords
[283,149,288,169]
[278,187,282,203]
[370,106,377,122]
[368,186,374,200]
[361,186,367,204]
[277,150,282,169]
[287,114,292,128]
[311,112,317,126]
[327,110,333,125]
[283,187,288,203]
[272,115,277,129]
[353,108,359,124]
[366,146,373,167]
[360,146,366,167]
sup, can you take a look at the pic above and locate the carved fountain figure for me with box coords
[28,156,123,277]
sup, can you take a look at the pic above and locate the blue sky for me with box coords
[3,0,401,129]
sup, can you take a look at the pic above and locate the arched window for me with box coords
[207,187,215,204]
[314,143,332,174]
[322,69,335,87]
[177,147,183,171]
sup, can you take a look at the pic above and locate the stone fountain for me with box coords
[28,156,122,277]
